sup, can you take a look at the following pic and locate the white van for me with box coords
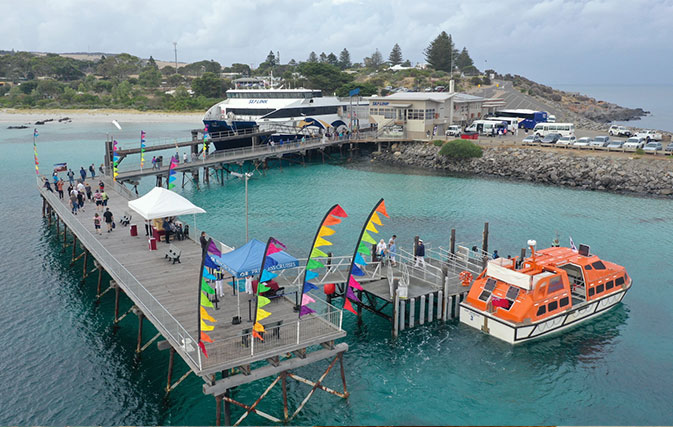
[465,120,507,135]
[533,122,575,137]
[486,117,519,132]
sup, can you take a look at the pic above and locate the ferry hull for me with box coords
[459,287,629,344]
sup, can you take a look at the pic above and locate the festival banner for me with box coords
[299,204,348,317]
[33,128,39,175]
[342,199,389,315]
[196,238,221,357]
[203,125,209,161]
[140,130,146,169]
[168,155,178,189]
[252,237,287,341]
[112,140,119,181]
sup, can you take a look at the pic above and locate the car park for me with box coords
[445,125,461,137]
[643,141,663,152]
[635,130,662,142]
[590,136,611,147]
[522,134,541,144]
[573,137,592,147]
[623,137,645,149]
[607,140,624,149]
[665,142,673,152]
[609,125,632,137]
[557,135,577,146]
[541,133,562,144]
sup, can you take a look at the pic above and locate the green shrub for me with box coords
[432,139,444,147]
[635,148,645,155]
[439,139,483,159]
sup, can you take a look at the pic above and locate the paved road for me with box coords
[472,80,562,118]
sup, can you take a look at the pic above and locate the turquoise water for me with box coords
[1,119,673,425]
[555,84,673,132]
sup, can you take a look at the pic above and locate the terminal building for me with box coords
[367,91,499,139]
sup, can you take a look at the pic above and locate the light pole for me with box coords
[230,171,253,241]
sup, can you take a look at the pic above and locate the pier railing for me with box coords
[37,176,203,371]
[201,296,343,370]
[428,246,486,276]
[396,248,446,289]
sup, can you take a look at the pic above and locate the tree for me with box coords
[307,51,318,63]
[455,47,477,74]
[364,49,383,69]
[192,72,228,98]
[388,43,403,65]
[335,82,378,97]
[338,48,351,69]
[228,63,251,75]
[147,56,158,69]
[326,53,338,66]
[319,52,327,63]
[401,59,412,67]
[296,62,353,94]
[265,50,277,67]
[138,66,162,88]
[424,31,458,73]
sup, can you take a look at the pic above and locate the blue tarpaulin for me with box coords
[211,238,299,278]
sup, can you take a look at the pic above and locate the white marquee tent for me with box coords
[128,186,206,220]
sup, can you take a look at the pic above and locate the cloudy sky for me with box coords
[1,0,672,85]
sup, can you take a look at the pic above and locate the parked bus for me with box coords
[485,117,519,132]
[495,109,548,129]
[465,119,507,135]
[533,122,575,137]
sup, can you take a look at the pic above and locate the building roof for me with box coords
[378,92,456,102]
[453,93,484,103]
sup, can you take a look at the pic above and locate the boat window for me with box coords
[606,280,614,290]
[596,284,604,293]
[588,287,595,297]
[484,278,497,292]
[506,286,520,300]
[548,300,558,311]
[591,261,606,270]
[560,297,569,307]
[616,276,625,286]
[478,290,491,302]
[624,273,629,282]
[547,276,564,294]
[584,265,593,270]
[536,305,546,316]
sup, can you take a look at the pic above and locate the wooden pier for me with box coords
[37,176,350,425]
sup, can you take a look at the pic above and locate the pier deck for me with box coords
[37,177,345,377]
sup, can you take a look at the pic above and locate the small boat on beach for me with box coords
[459,241,631,344]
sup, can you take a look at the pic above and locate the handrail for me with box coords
[37,176,203,370]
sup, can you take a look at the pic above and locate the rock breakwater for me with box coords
[373,143,673,197]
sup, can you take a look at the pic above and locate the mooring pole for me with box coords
[223,370,232,426]
[82,250,89,279]
[63,224,67,248]
[96,265,103,298]
[339,352,349,397]
[482,222,489,253]
[356,290,363,326]
[281,371,289,422]
[56,215,60,235]
[136,311,145,353]
[71,235,77,262]
[166,347,175,393]
[215,394,222,426]
[42,196,46,217]
[113,282,120,325]
[450,228,456,255]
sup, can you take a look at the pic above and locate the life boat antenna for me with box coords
[527,239,537,260]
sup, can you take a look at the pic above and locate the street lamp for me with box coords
[230,171,253,241]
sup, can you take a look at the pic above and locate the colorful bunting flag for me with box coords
[208,240,221,257]
[343,199,389,315]
[168,155,178,189]
[203,125,209,160]
[140,130,146,169]
[33,129,39,175]
[252,237,289,340]
[197,238,223,358]
[112,140,119,181]
[299,204,348,317]
[260,269,277,282]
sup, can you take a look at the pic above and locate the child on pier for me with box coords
[93,213,102,235]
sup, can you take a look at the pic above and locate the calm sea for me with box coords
[1,117,672,425]
[555,84,673,132]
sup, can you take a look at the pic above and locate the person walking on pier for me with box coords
[67,169,75,186]
[388,237,397,267]
[93,189,103,211]
[85,182,92,200]
[56,180,64,199]
[151,156,157,169]
[103,208,114,232]
[200,231,208,252]
[69,188,78,215]
[79,166,87,182]
[43,178,54,193]
[99,163,105,176]
[414,239,426,268]
[183,152,188,163]
[89,163,96,179]
[101,190,109,207]
[93,213,102,235]
[376,239,387,263]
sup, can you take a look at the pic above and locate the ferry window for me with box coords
[536,305,546,316]
[584,265,592,270]
[548,300,558,311]
[478,290,491,302]
[548,276,564,294]
[596,284,604,293]
[606,280,614,290]
[615,276,625,286]
[588,288,595,297]
[591,261,606,270]
[484,278,497,292]
[560,297,569,307]
[506,286,520,300]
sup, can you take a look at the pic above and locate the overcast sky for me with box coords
[1,0,672,85]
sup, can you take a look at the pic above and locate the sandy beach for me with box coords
[0,108,204,125]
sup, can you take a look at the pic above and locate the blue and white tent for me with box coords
[211,238,298,278]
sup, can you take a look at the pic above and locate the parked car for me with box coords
[607,140,624,149]
[541,133,562,144]
[643,141,663,152]
[590,135,611,147]
[665,142,673,152]
[547,115,556,123]
[609,125,632,137]
[573,137,592,147]
[623,137,646,149]
[557,135,577,146]
[522,134,541,144]
[445,125,461,137]
[635,129,662,142]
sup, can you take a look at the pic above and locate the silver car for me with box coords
[573,137,592,147]
[643,142,663,152]
[557,135,577,146]
[590,136,611,147]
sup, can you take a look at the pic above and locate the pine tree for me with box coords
[319,52,328,63]
[147,55,158,69]
[455,47,476,73]
[388,44,403,65]
[265,50,276,66]
[327,52,339,66]
[369,49,383,68]
[338,48,351,69]
[308,51,318,63]
[424,31,458,73]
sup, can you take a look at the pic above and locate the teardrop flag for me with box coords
[306,259,325,270]
[351,264,365,276]
[200,292,213,308]
[343,298,357,315]
[197,238,222,358]
[252,237,289,339]
[200,331,213,343]
[303,281,318,293]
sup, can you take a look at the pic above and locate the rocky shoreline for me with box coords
[372,142,673,197]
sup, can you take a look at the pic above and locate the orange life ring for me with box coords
[459,271,473,287]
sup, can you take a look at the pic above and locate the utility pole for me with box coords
[173,42,178,74]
